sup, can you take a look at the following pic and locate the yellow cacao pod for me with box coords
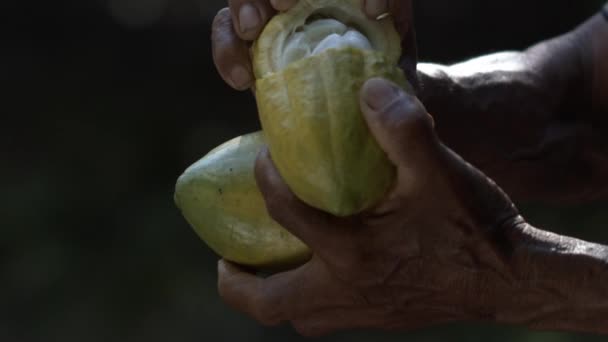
[253,0,410,216]
[174,132,311,271]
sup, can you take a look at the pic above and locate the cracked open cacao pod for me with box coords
[254,0,410,216]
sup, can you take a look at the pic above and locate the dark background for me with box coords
[2,0,607,341]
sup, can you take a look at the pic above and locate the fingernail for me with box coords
[230,65,252,89]
[238,3,261,35]
[364,0,389,18]
[363,78,401,111]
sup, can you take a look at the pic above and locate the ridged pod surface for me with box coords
[253,0,410,216]
[174,132,311,270]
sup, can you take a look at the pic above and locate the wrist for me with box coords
[494,222,608,333]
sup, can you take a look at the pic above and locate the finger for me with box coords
[363,1,412,39]
[364,0,414,31]
[218,259,344,326]
[254,147,349,256]
[394,1,418,91]
[363,0,411,21]
[218,260,271,323]
[229,0,276,41]
[269,0,297,11]
[212,8,254,90]
[363,0,390,19]
[359,78,442,197]
[399,27,419,91]
[360,78,437,166]
[363,1,418,90]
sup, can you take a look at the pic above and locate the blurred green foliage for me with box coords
[1,0,607,341]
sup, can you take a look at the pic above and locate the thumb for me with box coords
[360,77,437,167]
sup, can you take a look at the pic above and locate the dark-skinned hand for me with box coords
[211,0,417,91]
[212,1,608,203]
[210,5,608,336]
[416,12,608,203]
[218,78,524,336]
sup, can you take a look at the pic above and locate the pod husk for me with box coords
[175,132,311,271]
[253,0,409,216]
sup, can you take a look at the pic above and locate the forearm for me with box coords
[417,11,608,203]
[592,5,608,112]
[495,222,608,334]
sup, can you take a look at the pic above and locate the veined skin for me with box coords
[254,0,410,216]
[174,132,311,271]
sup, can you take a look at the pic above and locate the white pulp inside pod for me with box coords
[280,18,372,69]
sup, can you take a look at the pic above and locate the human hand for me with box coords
[217,77,526,336]
[415,15,608,203]
[211,0,417,90]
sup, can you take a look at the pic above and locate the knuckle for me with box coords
[212,8,232,37]
[211,16,237,67]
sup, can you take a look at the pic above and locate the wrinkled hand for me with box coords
[211,0,417,90]
[217,78,525,336]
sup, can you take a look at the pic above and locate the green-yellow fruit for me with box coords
[174,132,311,271]
[253,0,410,216]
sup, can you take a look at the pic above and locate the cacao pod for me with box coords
[253,0,411,216]
[174,132,311,270]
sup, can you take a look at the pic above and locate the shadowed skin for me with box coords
[211,0,608,336]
